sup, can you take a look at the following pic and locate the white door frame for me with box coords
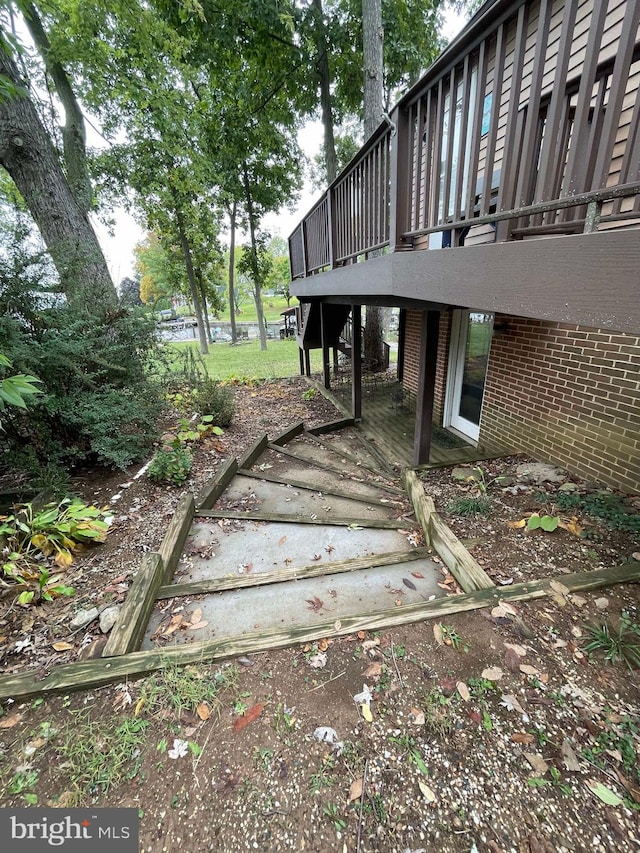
[444,310,493,443]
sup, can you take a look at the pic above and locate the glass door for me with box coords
[446,310,494,442]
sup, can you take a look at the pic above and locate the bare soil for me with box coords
[1,378,640,853]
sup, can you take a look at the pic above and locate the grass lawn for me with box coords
[167,338,321,381]
[178,296,296,325]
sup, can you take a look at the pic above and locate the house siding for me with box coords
[397,312,640,492]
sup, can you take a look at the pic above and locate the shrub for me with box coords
[193,379,235,427]
[148,446,192,486]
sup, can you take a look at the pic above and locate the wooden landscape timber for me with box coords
[403,469,494,592]
[158,492,195,584]
[307,417,355,436]
[2,560,639,702]
[270,420,305,446]
[195,457,238,509]
[351,427,399,479]
[194,508,411,529]
[237,468,399,507]
[103,553,165,657]
[157,547,432,599]
[238,434,269,469]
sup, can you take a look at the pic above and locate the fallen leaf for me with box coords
[524,753,549,776]
[318,638,329,652]
[418,780,436,803]
[278,535,287,546]
[362,638,380,651]
[305,596,325,612]
[481,666,503,681]
[308,652,327,669]
[594,597,609,610]
[519,664,540,676]
[360,704,373,722]
[433,624,444,646]
[504,642,527,657]
[508,518,527,529]
[189,620,209,631]
[403,578,417,591]
[549,580,570,596]
[0,712,23,729]
[190,608,203,625]
[558,517,583,537]
[457,681,470,702]
[349,777,364,802]
[232,702,264,733]
[561,738,581,771]
[163,613,185,635]
[410,707,425,725]
[364,661,382,679]
[196,703,210,721]
[501,694,525,714]
[511,732,535,745]
[571,625,583,638]
[51,641,74,652]
[570,595,586,608]
[585,779,623,806]
[615,769,640,804]
[411,571,425,579]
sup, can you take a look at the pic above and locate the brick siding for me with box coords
[481,316,640,493]
[401,311,640,492]
[402,310,451,422]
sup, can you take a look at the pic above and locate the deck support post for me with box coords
[298,347,305,376]
[304,349,311,376]
[321,303,331,389]
[397,308,406,382]
[351,304,362,420]
[414,310,439,465]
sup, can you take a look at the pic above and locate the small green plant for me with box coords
[554,489,640,533]
[0,353,41,430]
[194,379,235,426]
[302,388,316,401]
[57,715,148,796]
[527,767,572,796]
[439,624,469,652]
[422,688,456,737]
[447,495,491,516]
[148,445,192,486]
[527,513,559,532]
[1,499,109,604]
[138,663,238,718]
[309,756,336,793]
[253,747,274,772]
[322,801,346,832]
[273,702,296,735]
[176,415,223,443]
[583,612,640,670]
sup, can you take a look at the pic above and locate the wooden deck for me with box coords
[319,375,491,469]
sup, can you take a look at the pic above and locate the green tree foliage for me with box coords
[118,275,142,307]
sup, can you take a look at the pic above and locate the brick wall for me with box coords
[480,316,640,493]
[402,310,452,421]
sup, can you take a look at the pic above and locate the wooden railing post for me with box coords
[301,220,309,277]
[388,104,411,251]
[327,188,337,268]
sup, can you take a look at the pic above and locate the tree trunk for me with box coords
[197,270,212,343]
[0,44,116,312]
[227,201,238,343]
[23,3,93,213]
[312,0,338,184]
[362,0,386,370]
[242,168,267,352]
[174,206,209,355]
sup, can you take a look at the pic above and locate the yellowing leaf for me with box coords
[349,777,364,802]
[54,549,73,568]
[134,697,145,717]
[418,780,436,803]
[190,608,203,625]
[196,702,210,721]
[433,623,444,646]
[457,681,470,702]
[507,518,527,529]
[558,517,583,537]
[481,666,503,681]
[585,779,623,806]
[360,704,373,723]
[0,712,23,729]
[51,641,74,652]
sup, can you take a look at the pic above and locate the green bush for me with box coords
[193,378,235,427]
[148,446,192,486]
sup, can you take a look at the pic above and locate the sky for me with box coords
[92,9,469,285]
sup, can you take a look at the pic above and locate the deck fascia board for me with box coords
[291,230,640,335]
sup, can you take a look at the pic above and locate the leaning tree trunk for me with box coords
[227,201,238,343]
[242,168,268,352]
[362,0,387,371]
[174,206,209,355]
[312,0,338,185]
[0,42,116,312]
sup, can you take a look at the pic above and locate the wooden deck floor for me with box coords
[321,376,491,469]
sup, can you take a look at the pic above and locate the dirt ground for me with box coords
[1,377,640,853]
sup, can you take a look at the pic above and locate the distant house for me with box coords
[288,0,640,493]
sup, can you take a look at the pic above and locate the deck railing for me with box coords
[289,0,640,279]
